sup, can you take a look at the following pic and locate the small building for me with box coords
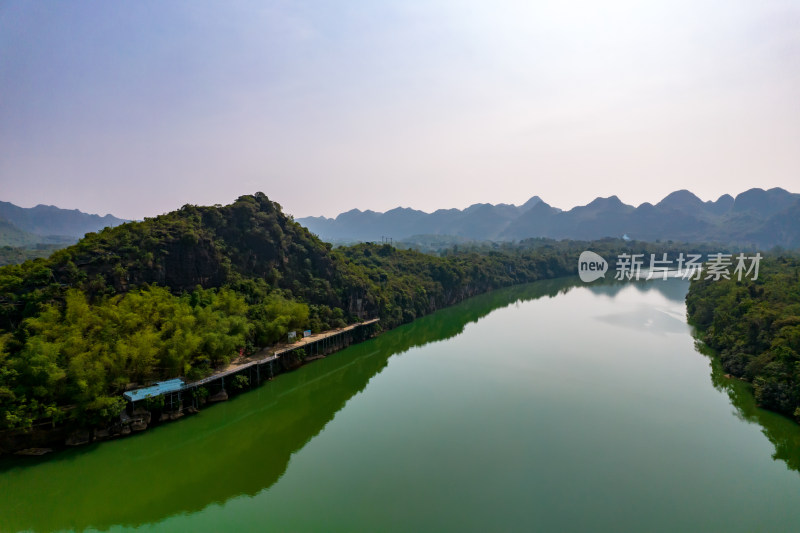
[123,378,185,411]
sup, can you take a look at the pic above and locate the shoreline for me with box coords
[1,274,574,458]
[0,320,381,457]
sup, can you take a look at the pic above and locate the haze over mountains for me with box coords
[2,187,798,253]
[0,201,127,246]
[298,188,800,249]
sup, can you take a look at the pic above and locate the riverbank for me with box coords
[1,263,579,457]
[1,253,580,458]
[5,276,800,532]
[0,320,380,456]
[686,256,800,423]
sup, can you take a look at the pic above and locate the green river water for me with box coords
[2,277,800,532]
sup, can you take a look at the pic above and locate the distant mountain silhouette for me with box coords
[0,201,128,245]
[0,217,41,247]
[298,188,800,249]
[299,197,542,242]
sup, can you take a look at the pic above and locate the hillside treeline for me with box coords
[0,194,580,430]
[687,257,800,420]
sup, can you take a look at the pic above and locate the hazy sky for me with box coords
[1,0,799,220]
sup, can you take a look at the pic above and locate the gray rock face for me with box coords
[132,408,152,425]
[65,430,90,446]
[208,390,229,403]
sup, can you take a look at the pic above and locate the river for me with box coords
[2,277,800,532]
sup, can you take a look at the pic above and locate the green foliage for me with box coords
[144,395,165,411]
[191,386,209,400]
[231,374,250,391]
[1,193,710,431]
[0,285,250,428]
[687,257,800,418]
[249,293,309,346]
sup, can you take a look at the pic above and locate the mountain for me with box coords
[0,193,580,336]
[298,188,800,249]
[300,196,546,243]
[0,201,128,241]
[0,217,41,247]
[0,193,582,439]
[732,187,798,216]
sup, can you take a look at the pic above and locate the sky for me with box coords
[1,0,799,220]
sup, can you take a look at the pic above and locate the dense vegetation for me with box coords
[1,191,773,435]
[687,257,800,420]
[0,193,586,431]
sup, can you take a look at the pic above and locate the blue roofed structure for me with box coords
[123,378,185,402]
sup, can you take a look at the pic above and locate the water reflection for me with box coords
[595,306,688,335]
[2,275,799,533]
[585,276,690,304]
[598,277,800,476]
[0,277,579,533]
[698,341,800,473]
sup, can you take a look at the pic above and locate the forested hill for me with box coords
[0,193,578,430]
[687,257,800,420]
